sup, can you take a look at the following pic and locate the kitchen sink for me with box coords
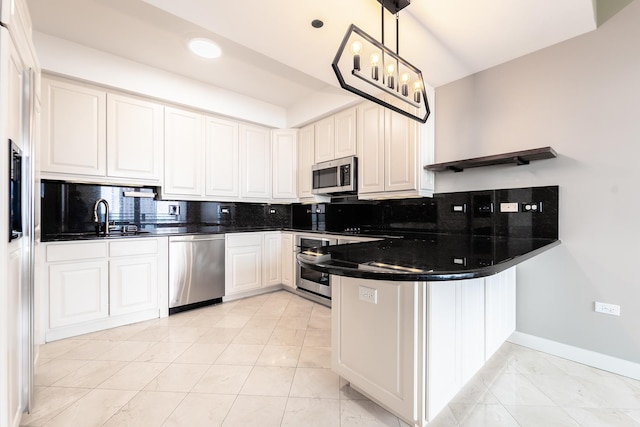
[51,230,152,239]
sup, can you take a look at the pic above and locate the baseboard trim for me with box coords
[508,331,640,380]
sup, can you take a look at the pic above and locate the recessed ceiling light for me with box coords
[311,19,324,28]
[188,38,222,59]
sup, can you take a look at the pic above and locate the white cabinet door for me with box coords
[272,129,297,201]
[7,39,23,147]
[314,116,334,163]
[333,276,419,422]
[109,256,159,317]
[225,234,263,295]
[240,124,271,200]
[357,103,385,194]
[281,233,294,289]
[263,232,282,287]
[163,107,205,197]
[385,109,416,192]
[7,246,22,424]
[357,102,420,197]
[427,278,485,419]
[48,260,109,328]
[205,116,239,198]
[107,93,164,182]
[485,267,516,360]
[41,76,106,177]
[297,124,314,200]
[334,107,357,159]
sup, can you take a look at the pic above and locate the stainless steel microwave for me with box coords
[311,156,357,195]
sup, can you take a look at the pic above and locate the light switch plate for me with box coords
[500,202,519,213]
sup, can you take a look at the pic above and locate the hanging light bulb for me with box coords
[370,53,380,81]
[413,80,422,103]
[386,63,395,89]
[351,41,362,71]
[400,72,410,96]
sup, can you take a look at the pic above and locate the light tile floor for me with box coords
[21,291,640,426]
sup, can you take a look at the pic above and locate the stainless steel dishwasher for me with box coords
[169,234,225,314]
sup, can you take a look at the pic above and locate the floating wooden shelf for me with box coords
[425,147,557,173]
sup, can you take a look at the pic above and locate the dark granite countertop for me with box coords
[297,234,560,281]
[41,225,284,242]
[41,225,400,242]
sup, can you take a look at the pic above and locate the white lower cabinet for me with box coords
[225,233,263,295]
[263,232,282,287]
[109,239,160,316]
[225,231,287,299]
[43,238,168,341]
[281,232,295,289]
[333,277,419,420]
[332,267,516,426]
[49,260,109,329]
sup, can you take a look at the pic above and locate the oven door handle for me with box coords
[297,251,331,263]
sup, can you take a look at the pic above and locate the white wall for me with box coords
[434,2,640,363]
[33,32,288,128]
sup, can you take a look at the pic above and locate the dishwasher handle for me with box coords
[169,234,225,243]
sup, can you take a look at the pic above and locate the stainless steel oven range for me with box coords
[296,235,337,299]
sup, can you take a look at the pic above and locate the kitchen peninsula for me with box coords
[297,224,559,425]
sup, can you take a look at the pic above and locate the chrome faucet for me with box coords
[92,198,111,235]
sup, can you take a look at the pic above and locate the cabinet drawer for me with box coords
[226,233,263,247]
[110,238,159,257]
[46,242,108,263]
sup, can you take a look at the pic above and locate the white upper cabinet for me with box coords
[41,76,164,185]
[271,129,298,201]
[357,98,434,200]
[357,102,385,194]
[240,124,271,201]
[314,107,357,163]
[205,116,240,199]
[41,76,107,177]
[385,107,417,192]
[314,116,334,163]
[334,107,358,159]
[163,106,205,198]
[297,124,315,201]
[107,93,163,182]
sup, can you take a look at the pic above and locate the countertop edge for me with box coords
[297,239,561,282]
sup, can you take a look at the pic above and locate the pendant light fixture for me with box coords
[332,0,430,123]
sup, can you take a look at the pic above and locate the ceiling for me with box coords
[26,0,605,111]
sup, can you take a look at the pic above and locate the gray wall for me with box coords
[434,1,640,363]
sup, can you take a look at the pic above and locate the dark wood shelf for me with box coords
[425,147,557,173]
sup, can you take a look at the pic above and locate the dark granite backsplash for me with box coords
[40,181,291,235]
[41,180,557,240]
[292,185,558,239]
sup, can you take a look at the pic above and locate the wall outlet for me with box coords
[594,301,621,316]
[168,205,180,215]
[359,286,378,304]
[522,202,543,212]
[269,208,276,214]
[500,202,519,213]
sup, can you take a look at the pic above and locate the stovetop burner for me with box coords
[342,227,362,234]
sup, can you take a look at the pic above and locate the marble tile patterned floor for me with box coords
[22,290,640,427]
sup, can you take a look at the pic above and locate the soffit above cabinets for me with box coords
[27,0,629,112]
